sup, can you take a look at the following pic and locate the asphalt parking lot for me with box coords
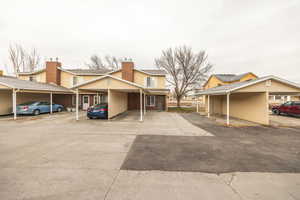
[123,113,300,173]
[0,111,299,200]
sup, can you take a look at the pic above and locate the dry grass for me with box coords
[168,107,197,113]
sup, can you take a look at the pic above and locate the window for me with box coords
[145,77,156,88]
[99,94,107,103]
[73,76,78,86]
[38,102,50,106]
[29,76,36,82]
[275,95,282,100]
[146,95,155,106]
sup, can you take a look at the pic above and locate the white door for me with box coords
[82,95,90,110]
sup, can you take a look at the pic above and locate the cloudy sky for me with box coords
[0,0,299,82]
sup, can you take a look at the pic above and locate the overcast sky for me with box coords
[1,0,299,82]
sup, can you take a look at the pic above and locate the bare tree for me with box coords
[8,44,26,74]
[26,48,40,72]
[105,55,120,70]
[86,55,105,70]
[86,54,120,70]
[155,46,212,107]
[8,44,41,74]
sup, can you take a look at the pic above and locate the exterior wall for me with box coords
[128,93,166,111]
[110,71,122,78]
[204,76,225,89]
[236,80,300,93]
[108,90,128,118]
[16,93,50,104]
[18,71,46,83]
[291,96,300,101]
[81,75,101,82]
[206,92,269,125]
[134,71,165,88]
[239,73,257,82]
[204,73,257,89]
[0,90,12,115]
[229,92,269,125]
[79,77,139,90]
[60,71,74,88]
[53,94,73,108]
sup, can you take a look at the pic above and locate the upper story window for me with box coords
[73,76,78,86]
[29,76,36,82]
[145,77,156,88]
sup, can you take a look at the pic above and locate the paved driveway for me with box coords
[0,112,299,200]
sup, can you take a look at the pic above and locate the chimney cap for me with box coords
[122,57,133,62]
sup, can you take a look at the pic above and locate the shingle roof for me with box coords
[139,69,167,75]
[64,68,112,75]
[194,76,300,95]
[0,76,71,92]
[214,72,253,82]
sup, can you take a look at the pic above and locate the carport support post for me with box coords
[140,89,143,121]
[226,93,230,126]
[76,89,79,121]
[12,89,17,120]
[50,92,53,114]
[207,95,210,118]
[143,93,146,115]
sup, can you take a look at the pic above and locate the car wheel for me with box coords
[272,109,280,115]
[33,109,40,116]
[57,107,62,112]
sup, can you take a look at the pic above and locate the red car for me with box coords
[272,101,300,115]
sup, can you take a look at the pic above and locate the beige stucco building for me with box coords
[1,60,168,121]
[194,76,300,125]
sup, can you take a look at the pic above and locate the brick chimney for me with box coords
[46,58,61,85]
[121,59,134,82]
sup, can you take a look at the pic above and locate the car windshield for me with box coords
[283,101,292,106]
[18,101,37,106]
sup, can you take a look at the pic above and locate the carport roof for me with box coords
[0,76,72,92]
[193,75,300,95]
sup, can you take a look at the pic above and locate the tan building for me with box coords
[14,59,169,120]
[203,72,258,89]
[194,76,300,125]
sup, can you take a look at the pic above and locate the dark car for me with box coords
[272,101,300,116]
[87,103,108,119]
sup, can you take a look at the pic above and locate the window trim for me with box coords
[146,95,156,106]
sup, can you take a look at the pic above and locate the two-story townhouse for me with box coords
[17,59,169,120]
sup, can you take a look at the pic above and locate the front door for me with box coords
[82,95,90,110]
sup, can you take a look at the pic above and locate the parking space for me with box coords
[1,111,299,199]
[270,114,300,127]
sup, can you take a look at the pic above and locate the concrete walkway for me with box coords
[0,112,299,200]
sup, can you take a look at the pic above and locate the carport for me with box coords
[0,76,72,119]
[72,75,147,121]
[194,76,300,125]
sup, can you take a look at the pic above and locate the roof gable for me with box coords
[195,76,300,95]
[72,75,144,90]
